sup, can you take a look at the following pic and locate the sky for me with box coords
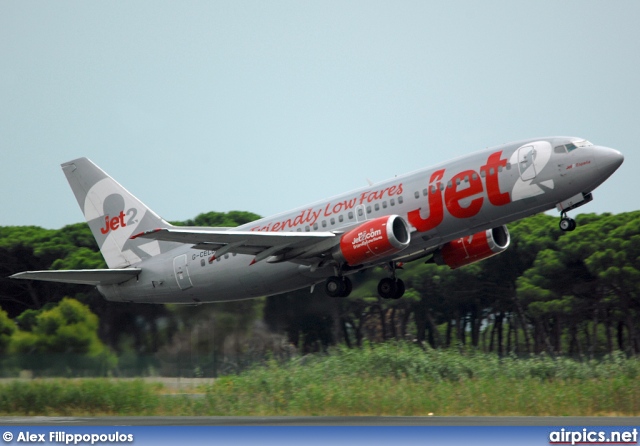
[1,1,638,229]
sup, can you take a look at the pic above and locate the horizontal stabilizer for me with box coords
[10,268,141,286]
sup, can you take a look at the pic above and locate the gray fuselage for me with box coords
[98,136,623,303]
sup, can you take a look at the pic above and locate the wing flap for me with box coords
[131,228,334,245]
[131,228,337,262]
[10,268,141,286]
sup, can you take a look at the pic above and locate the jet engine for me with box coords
[333,215,411,266]
[434,225,510,269]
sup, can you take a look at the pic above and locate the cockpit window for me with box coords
[554,145,567,153]
[554,140,593,153]
[574,140,592,148]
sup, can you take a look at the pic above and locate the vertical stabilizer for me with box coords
[62,158,176,268]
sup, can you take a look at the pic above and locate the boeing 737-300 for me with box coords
[11,137,624,302]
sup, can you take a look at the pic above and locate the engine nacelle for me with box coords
[434,225,510,269]
[333,215,411,266]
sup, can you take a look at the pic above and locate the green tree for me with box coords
[0,308,16,354]
[10,297,116,375]
[178,211,261,227]
[0,224,105,313]
[515,212,640,357]
[581,212,640,355]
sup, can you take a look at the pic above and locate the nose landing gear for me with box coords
[559,212,576,232]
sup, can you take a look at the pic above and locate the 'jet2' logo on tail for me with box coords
[100,208,138,235]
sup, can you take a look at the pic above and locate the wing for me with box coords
[10,268,141,286]
[131,228,339,264]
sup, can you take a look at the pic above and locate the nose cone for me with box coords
[595,146,624,177]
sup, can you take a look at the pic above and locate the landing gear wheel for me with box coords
[378,278,396,299]
[378,278,405,300]
[325,276,352,298]
[559,217,576,232]
[325,276,344,297]
[394,278,405,299]
[343,276,353,296]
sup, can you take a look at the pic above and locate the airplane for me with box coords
[11,136,623,303]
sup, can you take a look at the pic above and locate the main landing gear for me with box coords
[559,212,577,232]
[324,262,405,299]
[378,277,405,300]
[378,261,405,300]
[325,274,405,299]
[324,262,406,300]
[325,275,352,298]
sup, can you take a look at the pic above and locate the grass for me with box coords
[197,375,639,416]
[0,344,639,416]
[194,344,640,416]
[0,379,160,416]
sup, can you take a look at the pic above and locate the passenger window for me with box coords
[382,201,387,209]
[423,188,428,196]
[447,181,453,188]
[357,208,364,217]
[390,198,395,206]
[366,206,372,214]
[472,173,478,180]
[414,191,419,199]
[322,220,327,228]
[339,215,344,223]
[305,226,310,232]
[375,203,380,211]
[348,211,354,219]
[201,259,205,267]
[313,223,318,230]
[330,217,335,225]
[398,196,403,204]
